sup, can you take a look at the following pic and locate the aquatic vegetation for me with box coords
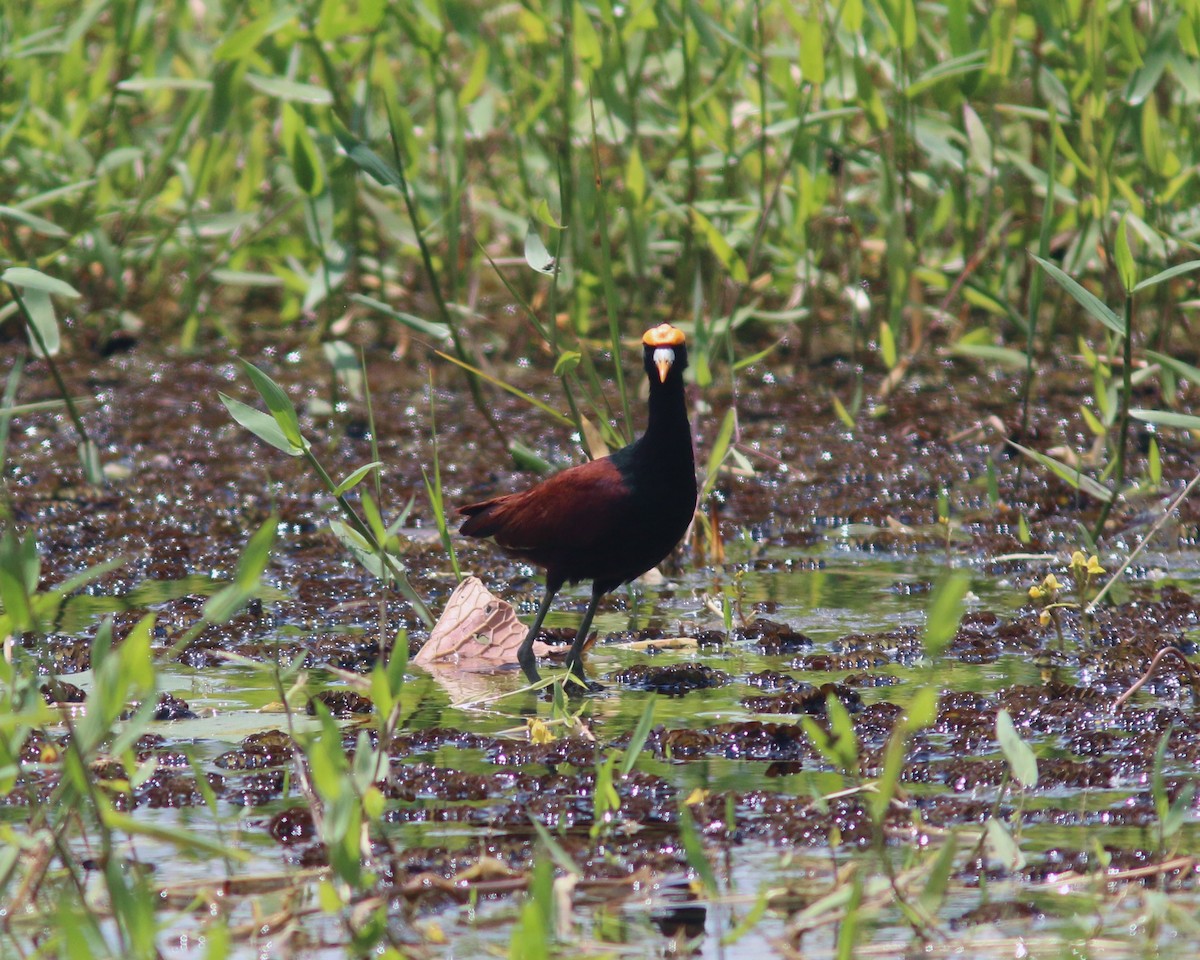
[2,0,1200,957]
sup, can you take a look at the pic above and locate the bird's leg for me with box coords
[564,587,604,681]
[519,585,558,684]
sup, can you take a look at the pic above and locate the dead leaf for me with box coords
[884,516,915,535]
[579,413,609,460]
[454,856,518,882]
[415,576,553,670]
[616,636,698,652]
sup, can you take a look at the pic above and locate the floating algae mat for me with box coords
[3,347,1200,958]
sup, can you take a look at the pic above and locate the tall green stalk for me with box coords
[1018,110,1060,481]
[1091,290,1133,541]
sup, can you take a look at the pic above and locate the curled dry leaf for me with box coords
[415,575,553,670]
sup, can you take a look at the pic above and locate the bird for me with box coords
[458,323,697,684]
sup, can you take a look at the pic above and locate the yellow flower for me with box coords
[1086,555,1105,576]
[1070,550,1087,572]
[1042,574,1061,592]
[528,718,555,744]
[1029,585,1044,600]
[1039,610,1052,627]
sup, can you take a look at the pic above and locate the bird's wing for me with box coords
[458,458,635,552]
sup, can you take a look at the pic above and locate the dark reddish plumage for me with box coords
[459,324,697,683]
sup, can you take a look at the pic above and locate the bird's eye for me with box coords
[653,347,674,366]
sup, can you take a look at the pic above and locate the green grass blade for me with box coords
[620,698,656,777]
[1007,441,1114,503]
[1030,255,1122,337]
[1129,408,1200,430]
[1132,259,1200,293]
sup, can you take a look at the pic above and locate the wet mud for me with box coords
[3,342,1200,955]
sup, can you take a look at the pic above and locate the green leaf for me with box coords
[0,205,67,238]
[826,694,860,770]
[211,269,284,287]
[626,146,645,205]
[244,73,333,104]
[0,567,32,633]
[336,129,404,189]
[1151,724,1172,824]
[333,462,382,496]
[237,359,305,447]
[1145,349,1200,386]
[530,197,564,229]
[689,207,748,283]
[18,288,60,357]
[1,267,81,298]
[283,104,323,197]
[553,350,581,376]
[962,103,992,173]
[1114,215,1137,293]
[350,295,452,341]
[328,519,407,585]
[1133,259,1200,293]
[1148,435,1162,485]
[621,698,656,777]
[918,834,958,916]
[983,816,1025,868]
[508,440,554,474]
[203,580,249,624]
[799,9,825,85]
[219,393,304,455]
[100,807,252,861]
[457,44,489,108]
[386,629,409,700]
[948,342,1027,369]
[905,49,987,98]
[732,339,784,372]
[528,816,582,877]
[1130,408,1200,430]
[843,0,863,31]
[702,408,735,499]
[1007,441,1114,503]
[677,803,719,895]
[1164,782,1197,840]
[948,0,971,59]
[879,322,897,369]
[1031,255,1123,337]
[213,12,278,61]
[523,221,556,275]
[905,685,939,729]
[434,350,572,427]
[996,708,1038,788]
[234,517,278,591]
[831,395,856,429]
[573,9,603,71]
[1141,95,1168,176]
[869,731,906,824]
[360,491,386,543]
[922,573,970,658]
[118,613,156,695]
[117,77,213,93]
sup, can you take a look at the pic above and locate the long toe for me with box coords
[517,647,541,684]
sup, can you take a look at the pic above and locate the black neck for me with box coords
[641,369,692,464]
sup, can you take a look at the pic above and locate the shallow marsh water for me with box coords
[4,343,1200,958]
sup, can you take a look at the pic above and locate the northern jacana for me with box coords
[458,323,697,683]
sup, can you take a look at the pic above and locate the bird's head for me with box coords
[642,323,688,384]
